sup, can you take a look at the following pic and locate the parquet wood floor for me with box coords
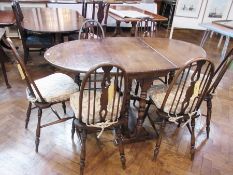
[0,29,232,175]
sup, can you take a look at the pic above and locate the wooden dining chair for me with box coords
[78,19,105,40]
[135,17,157,37]
[83,1,110,32]
[72,19,105,90]
[145,58,214,160]
[68,1,109,41]
[12,0,54,63]
[6,38,79,152]
[70,63,127,175]
[204,48,233,139]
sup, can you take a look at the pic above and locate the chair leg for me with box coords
[80,129,87,175]
[71,119,75,139]
[24,48,29,64]
[25,102,32,129]
[133,81,140,106]
[1,61,11,88]
[206,98,212,139]
[115,126,126,169]
[190,117,196,160]
[62,101,66,114]
[153,119,166,161]
[75,73,82,90]
[35,108,42,153]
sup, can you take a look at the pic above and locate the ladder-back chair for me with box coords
[70,63,127,175]
[6,38,79,152]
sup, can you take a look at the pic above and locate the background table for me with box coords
[109,5,168,36]
[0,10,16,49]
[22,7,85,34]
[200,23,233,59]
[45,37,206,142]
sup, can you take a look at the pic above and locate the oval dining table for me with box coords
[22,8,85,34]
[44,37,206,143]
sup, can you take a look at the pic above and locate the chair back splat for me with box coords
[161,58,215,115]
[78,64,127,126]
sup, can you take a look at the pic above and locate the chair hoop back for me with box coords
[161,58,215,115]
[6,38,46,103]
[78,63,127,125]
[78,19,105,40]
[135,17,157,37]
[208,48,233,94]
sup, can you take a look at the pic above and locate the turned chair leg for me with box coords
[206,99,212,139]
[35,108,42,153]
[153,119,166,161]
[71,119,75,139]
[25,102,32,129]
[190,117,196,160]
[133,81,140,106]
[75,73,82,90]
[24,48,29,64]
[80,129,87,175]
[116,126,126,169]
[62,101,66,114]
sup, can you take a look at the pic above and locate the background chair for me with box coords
[74,19,105,89]
[135,17,157,37]
[70,63,127,175]
[78,19,105,40]
[145,58,214,160]
[205,48,233,138]
[68,1,109,41]
[12,0,54,63]
[6,38,79,152]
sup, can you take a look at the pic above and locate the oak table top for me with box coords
[44,37,206,75]
[22,8,85,33]
[0,10,16,27]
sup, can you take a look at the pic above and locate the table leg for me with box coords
[200,30,210,47]
[122,77,154,144]
[130,21,137,37]
[113,21,122,37]
[221,36,230,59]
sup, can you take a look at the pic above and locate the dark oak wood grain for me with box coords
[22,8,85,33]
[45,37,206,75]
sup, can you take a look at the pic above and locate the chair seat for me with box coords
[26,73,79,103]
[70,90,122,124]
[26,34,53,47]
[148,83,196,114]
